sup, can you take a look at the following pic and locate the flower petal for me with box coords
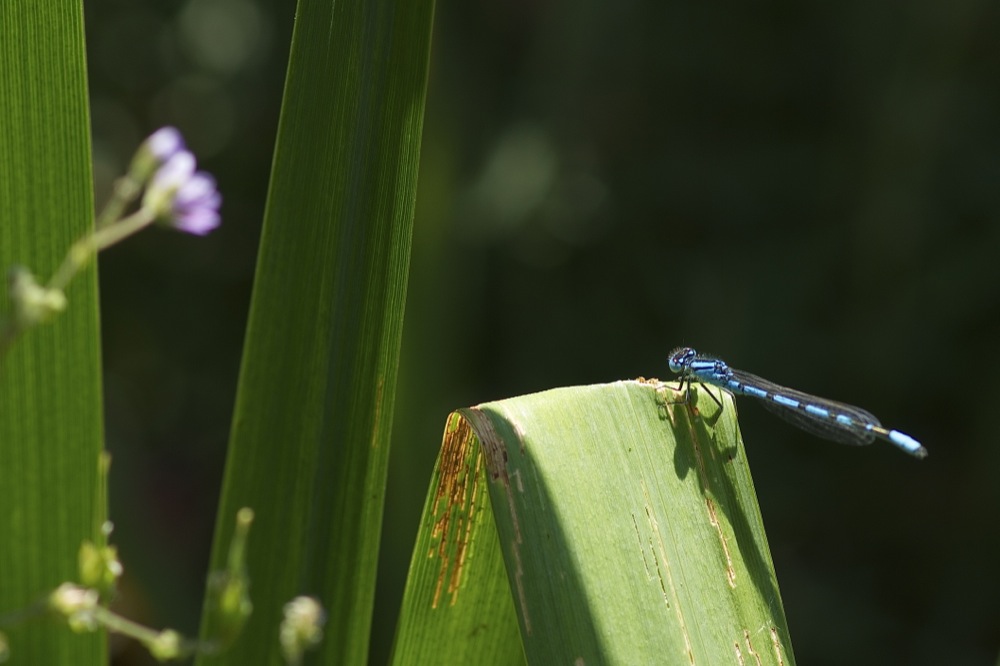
[145,127,185,161]
[175,207,221,235]
[152,151,196,191]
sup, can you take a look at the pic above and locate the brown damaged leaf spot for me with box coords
[463,407,532,633]
[680,399,738,589]
[428,412,483,608]
[705,497,736,588]
[475,412,510,483]
[630,514,655,583]
[639,481,693,663]
[743,628,762,666]
[769,626,785,666]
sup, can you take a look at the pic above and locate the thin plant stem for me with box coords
[47,208,156,292]
[95,175,143,230]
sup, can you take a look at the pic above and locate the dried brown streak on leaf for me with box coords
[652,536,670,608]
[446,448,484,605]
[735,642,745,666]
[705,497,736,588]
[743,629,762,666]
[682,399,737,588]
[641,480,692,662]
[769,627,785,666]
[462,407,530,630]
[631,514,654,580]
[634,506,669,606]
[476,409,510,483]
[466,408,521,542]
[512,468,524,494]
[505,471,523,545]
[429,413,478,608]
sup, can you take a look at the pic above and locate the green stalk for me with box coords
[0,1,105,664]
[195,0,435,662]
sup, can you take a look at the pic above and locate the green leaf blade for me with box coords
[0,1,104,664]
[196,0,434,663]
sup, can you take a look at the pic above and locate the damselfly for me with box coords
[668,347,926,458]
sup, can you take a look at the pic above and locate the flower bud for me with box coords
[280,596,326,665]
[129,127,186,185]
[142,151,221,235]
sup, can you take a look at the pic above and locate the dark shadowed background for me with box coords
[84,0,999,664]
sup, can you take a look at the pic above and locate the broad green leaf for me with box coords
[0,2,105,664]
[395,381,795,665]
[195,0,435,663]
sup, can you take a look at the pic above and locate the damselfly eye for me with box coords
[668,347,696,374]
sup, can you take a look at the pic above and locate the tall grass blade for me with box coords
[0,2,104,663]
[195,0,434,662]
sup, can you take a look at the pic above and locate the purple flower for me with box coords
[130,127,188,184]
[143,150,221,235]
[172,172,221,235]
[145,126,185,162]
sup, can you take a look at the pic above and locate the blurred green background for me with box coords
[84,0,998,664]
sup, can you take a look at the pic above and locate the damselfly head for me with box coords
[668,347,697,374]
